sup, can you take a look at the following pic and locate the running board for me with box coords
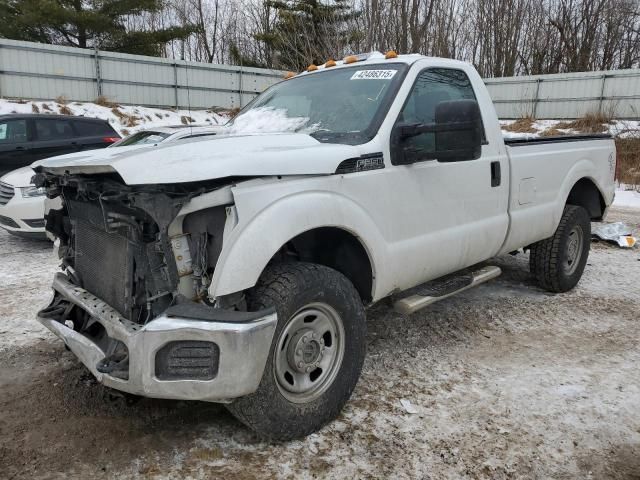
[393,266,502,315]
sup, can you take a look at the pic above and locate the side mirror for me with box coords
[392,99,483,164]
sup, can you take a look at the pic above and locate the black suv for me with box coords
[0,114,121,176]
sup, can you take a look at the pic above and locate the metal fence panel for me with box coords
[2,38,640,118]
[101,83,172,108]
[486,69,640,119]
[0,38,284,109]
[0,39,97,101]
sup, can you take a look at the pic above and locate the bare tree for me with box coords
[163,0,640,75]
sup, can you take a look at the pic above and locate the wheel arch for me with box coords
[274,226,374,302]
[208,191,385,302]
[565,177,607,220]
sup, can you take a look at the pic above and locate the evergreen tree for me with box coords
[253,0,360,71]
[229,43,270,69]
[0,0,194,56]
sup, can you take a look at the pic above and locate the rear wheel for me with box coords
[226,262,366,441]
[529,205,591,293]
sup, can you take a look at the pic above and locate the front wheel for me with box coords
[529,205,591,293]
[226,262,366,441]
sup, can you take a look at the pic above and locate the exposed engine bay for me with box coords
[35,172,232,326]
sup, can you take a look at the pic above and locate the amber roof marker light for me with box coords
[343,55,357,64]
[385,50,398,59]
[307,64,318,72]
[325,59,337,68]
[283,71,296,79]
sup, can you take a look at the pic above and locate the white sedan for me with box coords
[0,124,223,238]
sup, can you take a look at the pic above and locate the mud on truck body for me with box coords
[34,52,616,441]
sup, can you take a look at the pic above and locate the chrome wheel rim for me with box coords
[274,302,345,403]
[564,225,584,275]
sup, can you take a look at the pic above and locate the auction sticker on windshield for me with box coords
[351,70,397,80]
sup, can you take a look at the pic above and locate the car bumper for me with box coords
[38,273,278,403]
[0,190,46,236]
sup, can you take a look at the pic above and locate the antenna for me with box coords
[182,45,193,135]
[239,50,243,110]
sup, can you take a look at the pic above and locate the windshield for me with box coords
[230,63,407,144]
[112,131,171,147]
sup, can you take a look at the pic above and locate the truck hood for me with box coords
[36,133,364,185]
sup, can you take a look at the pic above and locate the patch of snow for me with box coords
[500,129,540,140]
[610,119,640,138]
[0,98,229,137]
[532,119,565,133]
[614,187,640,208]
[400,398,419,414]
[0,232,57,352]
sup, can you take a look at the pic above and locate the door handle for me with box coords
[490,161,501,187]
[15,146,25,151]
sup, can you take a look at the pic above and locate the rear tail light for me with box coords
[103,136,120,143]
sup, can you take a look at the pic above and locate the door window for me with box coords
[0,119,28,144]
[398,68,484,162]
[35,119,75,141]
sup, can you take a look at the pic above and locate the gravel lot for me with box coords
[1,207,639,480]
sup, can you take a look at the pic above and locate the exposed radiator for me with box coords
[74,219,132,317]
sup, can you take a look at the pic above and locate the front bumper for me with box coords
[38,273,277,402]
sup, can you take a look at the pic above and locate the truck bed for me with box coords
[499,134,616,255]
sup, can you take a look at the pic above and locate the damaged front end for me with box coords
[34,172,276,402]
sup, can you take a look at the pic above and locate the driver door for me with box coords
[383,67,509,288]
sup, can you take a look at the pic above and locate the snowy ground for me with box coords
[0,98,228,137]
[1,97,639,478]
[4,97,639,141]
[615,187,640,209]
[499,118,640,140]
[1,206,639,479]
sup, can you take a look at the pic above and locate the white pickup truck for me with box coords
[34,52,616,441]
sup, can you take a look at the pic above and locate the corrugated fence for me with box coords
[0,38,284,109]
[1,38,639,118]
[485,69,640,119]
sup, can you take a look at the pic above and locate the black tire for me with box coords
[226,262,366,441]
[529,205,591,293]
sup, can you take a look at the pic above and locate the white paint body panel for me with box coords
[37,55,616,302]
[1,166,34,187]
[208,58,614,301]
[37,133,362,184]
[498,140,615,254]
[0,167,45,234]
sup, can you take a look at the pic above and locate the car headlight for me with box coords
[20,186,46,198]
